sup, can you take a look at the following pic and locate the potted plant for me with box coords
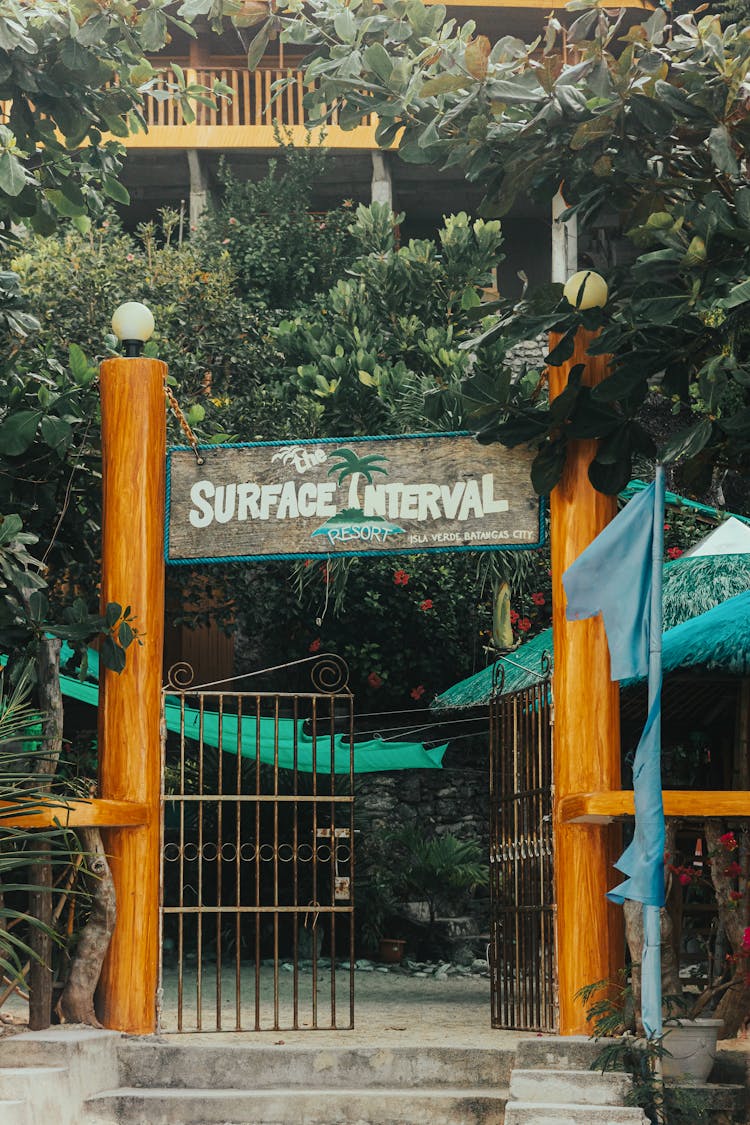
[355,824,488,963]
[385,826,489,955]
[580,819,749,1093]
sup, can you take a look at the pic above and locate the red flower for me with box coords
[309,638,321,653]
[724,861,742,877]
[517,617,532,633]
[664,523,671,531]
[720,831,738,851]
[410,685,426,700]
[420,599,433,611]
[742,927,750,953]
[367,672,383,689]
[678,872,692,887]
[510,609,519,624]
[729,890,744,902]
[667,547,684,559]
[393,569,409,586]
[531,593,546,606]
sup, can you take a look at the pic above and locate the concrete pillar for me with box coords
[371,151,393,207]
[187,150,209,231]
[551,186,578,283]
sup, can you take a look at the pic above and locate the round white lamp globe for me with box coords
[562,270,608,310]
[111,302,155,352]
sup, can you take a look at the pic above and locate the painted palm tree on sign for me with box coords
[327,448,389,485]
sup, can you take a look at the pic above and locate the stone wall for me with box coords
[354,735,491,960]
[354,737,489,848]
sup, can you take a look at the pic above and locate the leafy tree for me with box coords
[273,202,514,435]
[272,0,750,495]
[195,144,359,310]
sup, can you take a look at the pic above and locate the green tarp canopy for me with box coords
[47,647,446,774]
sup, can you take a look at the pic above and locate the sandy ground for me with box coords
[154,962,527,1047]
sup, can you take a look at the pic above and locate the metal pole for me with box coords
[643,464,665,1041]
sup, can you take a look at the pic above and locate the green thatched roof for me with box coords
[433,628,553,711]
[434,555,750,712]
[663,553,750,628]
[631,589,750,682]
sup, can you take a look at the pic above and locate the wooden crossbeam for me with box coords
[559,790,750,824]
[0,799,149,830]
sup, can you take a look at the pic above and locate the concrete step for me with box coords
[0,1099,30,1125]
[0,1028,121,1081]
[0,1030,122,1125]
[513,1037,622,1073]
[84,1085,509,1125]
[0,1065,69,1121]
[509,1068,632,1106]
[118,1040,515,1090]
[504,1103,647,1125]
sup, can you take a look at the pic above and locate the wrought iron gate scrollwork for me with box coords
[159,657,355,1033]
[489,678,556,1032]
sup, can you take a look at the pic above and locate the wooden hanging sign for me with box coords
[165,433,543,564]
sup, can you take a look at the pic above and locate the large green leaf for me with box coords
[0,152,28,197]
[721,278,750,310]
[102,175,130,205]
[708,124,739,178]
[0,410,42,455]
[660,418,713,464]
[588,455,630,495]
[545,328,576,368]
[735,187,750,230]
[420,74,467,98]
[363,43,393,85]
[570,112,616,151]
[246,20,272,71]
[101,635,127,673]
[46,188,85,218]
[333,7,356,43]
[40,416,73,457]
[629,94,673,135]
[531,440,566,495]
[591,365,650,403]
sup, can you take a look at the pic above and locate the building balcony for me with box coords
[127,66,380,152]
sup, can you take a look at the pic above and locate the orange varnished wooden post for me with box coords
[97,356,167,1033]
[549,329,624,1034]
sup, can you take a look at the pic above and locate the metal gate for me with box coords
[159,657,355,1032]
[489,675,556,1031]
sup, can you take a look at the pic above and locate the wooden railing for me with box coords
[137,66,377,139]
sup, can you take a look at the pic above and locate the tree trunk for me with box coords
[55,828,116,1027]
[28,637,63,1030]
[705,820,750,1038]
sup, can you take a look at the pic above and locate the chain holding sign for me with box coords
[166,432,543,565]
